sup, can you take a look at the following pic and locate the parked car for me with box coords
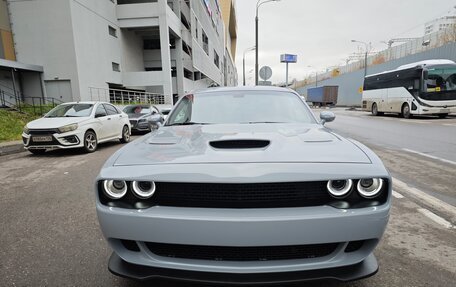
[95,87,391,284]
[123,104,163,132]
[22,102,131,154]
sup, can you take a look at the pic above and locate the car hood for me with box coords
[113,124,371,166]
[27,117,91,129]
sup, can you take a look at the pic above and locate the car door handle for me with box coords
[119,115,123,118]
[107,118,111,120]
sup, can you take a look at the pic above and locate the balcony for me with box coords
[116,2,160,28]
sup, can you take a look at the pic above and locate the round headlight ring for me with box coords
[357,178,383,198]
[132,181,156,199]
[327,179,353,198]
[103,180,127,199]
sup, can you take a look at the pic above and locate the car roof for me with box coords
[194,86,295,94]
[60,101,109,105]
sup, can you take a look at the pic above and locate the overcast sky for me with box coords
[234,0,456,85]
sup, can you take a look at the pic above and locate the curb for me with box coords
[0,142,25,156]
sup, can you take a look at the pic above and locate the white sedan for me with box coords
[22,101,131,154]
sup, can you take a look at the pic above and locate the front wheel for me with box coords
[120,125,130,143]
[401,103,412,119]
[83,131,98,153]
[371,103,383,116]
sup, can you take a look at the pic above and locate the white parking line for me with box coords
[392,190,404,199]
[418,208,454,229]
[393,178,456,217]
[402,148,456,166]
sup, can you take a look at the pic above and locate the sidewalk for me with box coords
[0,140,25,156]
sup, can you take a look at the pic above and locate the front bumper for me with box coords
[108,252,378,284]
[97,203,389,275]
[22,130,84,150]
[414,105,456,115]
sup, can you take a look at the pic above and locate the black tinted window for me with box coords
[95,105,107,117]
[104,104,119,115]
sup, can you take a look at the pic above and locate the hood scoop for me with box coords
[209,139,270,149]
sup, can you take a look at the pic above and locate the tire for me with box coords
[83,131,98,153]
[371,103,378,116]
[29,149,46,155]
[401,103,412,119]
[120,125,130,143]
[372,103,383,116]
[438,113,448,119]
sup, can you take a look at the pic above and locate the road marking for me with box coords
[392,190,404,199]
[402,148,456,166]
[393,177,456,217]
[418,208,454,229]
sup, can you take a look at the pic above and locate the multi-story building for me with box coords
[220,0,237,87]
[6,0,237,105]
[424,15,456,35]
[1,0,44,107]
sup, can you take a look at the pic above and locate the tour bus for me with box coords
[362,59,456,118]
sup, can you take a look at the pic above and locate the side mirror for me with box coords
[95,113,105,118]
[320,111,335,125]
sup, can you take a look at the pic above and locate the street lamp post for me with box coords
[255,0,281,86]
[243,46,256,86]
[351,39,369,77]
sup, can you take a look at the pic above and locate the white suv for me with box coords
[22,102,131,154]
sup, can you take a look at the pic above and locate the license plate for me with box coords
[32,136,52,142]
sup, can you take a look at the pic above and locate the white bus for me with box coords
[362,59,456,118]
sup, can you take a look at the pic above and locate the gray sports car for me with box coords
[96,87,391,284]
[123,104,163,132]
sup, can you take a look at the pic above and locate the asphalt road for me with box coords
[1,128,455,286]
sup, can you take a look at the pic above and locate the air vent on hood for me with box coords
[210,140,270,149]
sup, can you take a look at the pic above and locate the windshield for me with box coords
[425,67,456,92]
[166,91,314,125]
[123,105,152,115]
[45,104,93,118]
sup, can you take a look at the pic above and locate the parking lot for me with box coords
[1,110,455,287]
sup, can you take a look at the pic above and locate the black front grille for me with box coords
[146,242,339,261]
[28,129,60,135]
[153,181,331,208]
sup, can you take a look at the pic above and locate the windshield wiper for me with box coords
[167,122,211,126]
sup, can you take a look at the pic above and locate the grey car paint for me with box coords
[96,86,391,282]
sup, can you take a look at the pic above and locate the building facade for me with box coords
[7,0,237,105]
[425,15,456,35]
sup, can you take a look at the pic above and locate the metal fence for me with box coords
[0,88,62,115]
[295,26,456,88]
[89,87,165,105]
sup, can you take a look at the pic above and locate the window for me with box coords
[181,14,191,30]
[108,26,117,37]
[95,105,107,117]
[183,41,192,56]
[103,104,119,115]
[202,30,209,55]
[112,62,120,72]
[144,39,161,50]
[214,50,219,68]
[195,17,198,39]
[184,68,193,80]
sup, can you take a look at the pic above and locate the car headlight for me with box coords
[58,123,78,133]
[357,178,383,198]
[327,179,353,198]
[103,180,128,199]
[131,181,156,199]
[23,125,29,135]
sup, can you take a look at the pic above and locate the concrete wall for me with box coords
[70,0,122,101]
[296,42,456,106]
[120,29,144,73]
[8,0,81,100]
